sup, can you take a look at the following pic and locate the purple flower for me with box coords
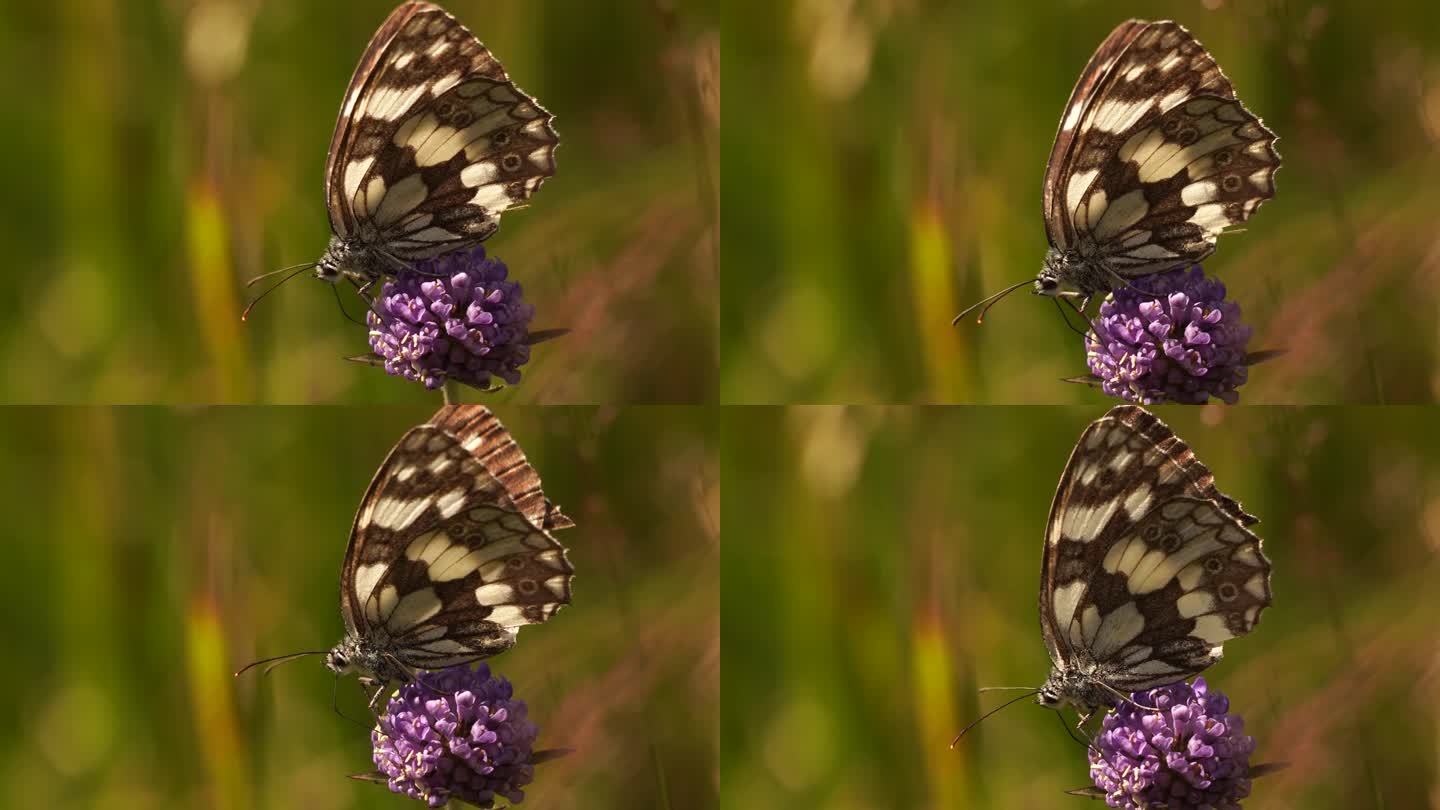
[367,246,535,391]
[1085,266,1253,405]
[1088,677,1256,810]
[371,664,539,808]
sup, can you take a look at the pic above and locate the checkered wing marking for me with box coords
[1040,406,1270,690]
[324,1,558,259]
[1043,19,1276,269]
[340,413,573,670]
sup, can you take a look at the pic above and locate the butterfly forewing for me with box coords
[340,405,573,671]
[1038,20,1277,297]
[323,1,558,276]
[1040,406,1271,698]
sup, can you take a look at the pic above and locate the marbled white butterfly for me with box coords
[954,20,1280,323]
[239,405,574,705]
[316,1,557,288]
[1036,405,1272,722]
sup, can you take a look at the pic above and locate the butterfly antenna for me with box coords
[949,689,1039,748]
[241,262,316,321]
[952,279,1033,326]
[233,649,328,678]
[977,686,1042,693]
[245,261,319,289]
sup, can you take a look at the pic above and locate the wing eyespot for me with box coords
[1216,582,1239,601]
[1162,118,1183,136]
[492,130,512,148]
[452,110,474,127]
[1176,126,1199,146]
[1160,531,1183,553]
[1203,556,1225,574]
[1214,149,1234,167]
[500,153,523,173]
[1221,175,1242,193]
[518,579,539,595]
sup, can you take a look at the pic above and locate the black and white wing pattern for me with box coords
[317,1,558,283]
[1038,406,1271,710]
[335,405,574,681]
[1038,20,1279,298]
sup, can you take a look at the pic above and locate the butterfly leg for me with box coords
[359,676,390,714]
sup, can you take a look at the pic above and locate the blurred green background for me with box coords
[722,0,1440,403]
[722,406,1440,809]
[0,405,718,809]
[0,0,717,403]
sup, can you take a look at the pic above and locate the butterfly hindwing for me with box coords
[1040,406,1270,695]
[324,2,558,262]
[340,406,573,671]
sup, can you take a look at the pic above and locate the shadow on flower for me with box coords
[352,664,570,809]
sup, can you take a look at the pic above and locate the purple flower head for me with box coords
[1088,677,1256,810]
[371,664,539,808]
[1085,266,1253,405]
[367,246,535,391]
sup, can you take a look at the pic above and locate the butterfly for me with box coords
[315,1,558,289]
[954,20,1280,323]
[238,405,575,705]
[1035,405,1272,722]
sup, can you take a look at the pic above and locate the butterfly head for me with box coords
[1036,248,1081,298]
[324,636,361,675]
[315,237,351,285]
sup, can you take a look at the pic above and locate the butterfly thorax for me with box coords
[325,633,411,685]
[316,235,392,286]
[1038,242,1115,301]
[1037,665,1117,715]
